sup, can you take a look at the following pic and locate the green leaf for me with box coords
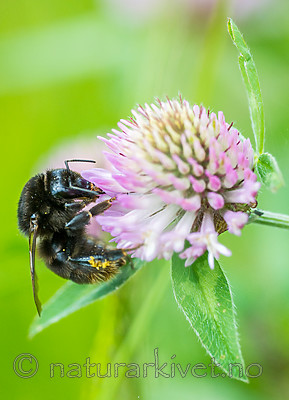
[256,152,284,192]
[171,252,247,382]
[228,18,265,155]
[29,259,146,338]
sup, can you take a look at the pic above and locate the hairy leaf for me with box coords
[171,252,247,382]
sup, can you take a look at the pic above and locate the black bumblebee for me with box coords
[17,159,128,316]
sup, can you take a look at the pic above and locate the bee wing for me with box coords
[29,215,42,316]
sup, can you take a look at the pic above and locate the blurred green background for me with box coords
[2,0,289,398]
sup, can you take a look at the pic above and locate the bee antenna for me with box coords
[64,159,96,172]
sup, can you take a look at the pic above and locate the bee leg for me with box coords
[88,197,116,216]
[64,199,93,213]
[68,248,127,283]
[65,198,115,231]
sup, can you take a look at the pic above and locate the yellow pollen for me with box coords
[89,256,110,270]
[89,256,100,270]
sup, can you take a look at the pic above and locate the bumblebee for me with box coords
[17,159,127,315]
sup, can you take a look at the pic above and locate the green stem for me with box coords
[249,209,289,229]
[98,264,170,399]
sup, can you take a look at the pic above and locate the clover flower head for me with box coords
[83,97,260,268]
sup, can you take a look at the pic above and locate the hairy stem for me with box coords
[249,209,289,229]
